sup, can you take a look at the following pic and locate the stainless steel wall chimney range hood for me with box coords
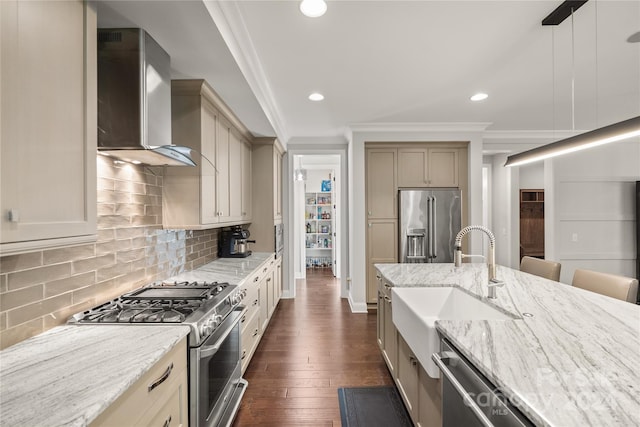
[97,28,195,166]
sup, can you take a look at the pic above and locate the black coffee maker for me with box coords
[219,226,255,258]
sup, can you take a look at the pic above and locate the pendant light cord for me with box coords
[571,7,576,131]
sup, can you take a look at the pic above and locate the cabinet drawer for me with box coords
[240,310,261,373]
[139,376,188,427]
[243,281,260,317]
[91,338,188,427]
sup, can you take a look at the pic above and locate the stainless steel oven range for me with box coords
[69,280,248,427]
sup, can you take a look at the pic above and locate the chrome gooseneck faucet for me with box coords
[454,225,504,298]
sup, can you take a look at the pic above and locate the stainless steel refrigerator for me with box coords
[399,189,461,263]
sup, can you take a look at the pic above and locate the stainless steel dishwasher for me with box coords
[432,338,534,427]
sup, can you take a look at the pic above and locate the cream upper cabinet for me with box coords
[164,79,252,229]
[241,139,252,221]
[397,148,459,188]
[366,148,397,219]
[273,145,283,221]
[249,138,286,253]
[427,148,459,187]
[0,0,97,255]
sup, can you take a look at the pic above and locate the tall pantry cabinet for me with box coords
[365,142,468,305]
[0,0,97,255]
[249,138,284,253]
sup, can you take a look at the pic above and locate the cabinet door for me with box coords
[226,130,243,222]
[366,149,396,219]
[259,275,269,332]
[275,258,282,301]
[216,115,231,221]
[241,140,252,221]
[397,334,419,421]
[273,148,283,221]
[366,220,397,303]
[376,285,384,350]
[1,0,96,251]
[382,289,397,377]
[398,149,428,187]
[427,148,458,187]
[200,102,219,224]
[267,269,276,318]
[418,364,442,427]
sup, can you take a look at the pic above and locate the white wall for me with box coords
[549,139,640,283]
[519,162,544,189]
[490,154,520,268]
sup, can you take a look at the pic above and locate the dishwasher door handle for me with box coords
[432,351,494,427]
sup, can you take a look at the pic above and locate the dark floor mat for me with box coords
[338,386,413,427]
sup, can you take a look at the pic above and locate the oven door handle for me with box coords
[199,309,244,359]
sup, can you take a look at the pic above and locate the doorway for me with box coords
[293,154,341,280]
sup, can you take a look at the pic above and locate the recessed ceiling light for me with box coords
[308,92,324,101]
[470,93,488,102]
[300,0,327,18]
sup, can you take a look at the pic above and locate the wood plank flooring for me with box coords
[232,268,393,426]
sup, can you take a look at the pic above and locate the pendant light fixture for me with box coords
[504,116,640,167]
[505,0,640,167]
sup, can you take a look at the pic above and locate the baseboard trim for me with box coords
[348,294,368,313]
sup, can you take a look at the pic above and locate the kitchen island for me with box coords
[376,263,640,427]
[0,252,277,427]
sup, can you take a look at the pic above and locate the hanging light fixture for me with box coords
[504,116,640,167]
[300,0,327,18]
[505,1,640,167]
[294,168,307,181]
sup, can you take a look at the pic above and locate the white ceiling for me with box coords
[97,1,640,145]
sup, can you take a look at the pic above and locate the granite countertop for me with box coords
[375,263,640,427]
[0,325,190,427]
[0,252,276,427]
[165,252,275,285]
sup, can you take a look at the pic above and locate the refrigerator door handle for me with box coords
[428,196,434,259]
[431,196,437,259]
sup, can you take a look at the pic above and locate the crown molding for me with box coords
[483,130,583,140]
[203,0,290,146]
[348,122,493,134]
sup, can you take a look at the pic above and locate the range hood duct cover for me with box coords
[97,28,195,166]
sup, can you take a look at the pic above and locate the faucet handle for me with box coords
[488,278,504,288]
[462,254,486,260]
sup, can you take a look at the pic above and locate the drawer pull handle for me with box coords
[384,296,391,303]
[241,315,247,323]
[384,284,391,289]
[267,278,271,282]
[162,415,172,427]
[241,350,247,360]
[254,276,259,282]
[263,267,268,273]
[253,299,258,306]
[148,362,173,393]
[253,329,259,337]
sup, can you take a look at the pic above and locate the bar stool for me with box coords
[572,269,639,303]
[519,256,561,281]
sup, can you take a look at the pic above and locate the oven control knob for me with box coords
[200,323,211,337]
[212,314,223,328]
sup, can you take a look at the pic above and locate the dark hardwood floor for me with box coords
[232,268,393,426]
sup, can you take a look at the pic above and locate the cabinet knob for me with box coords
[368,223,372,228]
[8,209,19,222]
[368,211,372,216]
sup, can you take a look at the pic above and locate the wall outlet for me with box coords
[346,277,352,290]
[572,233,578,242]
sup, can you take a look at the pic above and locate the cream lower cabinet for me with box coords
[0,0,97,255]
[377,274,397,377]
[164,79,252,229]
[367,221,397,304]
[240,257,281,374]
[90,338,188,427]
[376,269,442,427]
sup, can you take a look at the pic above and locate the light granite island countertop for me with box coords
[375,263,640,427]
[0,252,276,426]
